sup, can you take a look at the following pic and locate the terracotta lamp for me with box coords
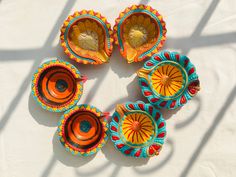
[57,104,109,156]
[113,5,167,63]
[137,51,200,109]
[31,60,86,112]
[109,101,166,158]
[60,10,114,65]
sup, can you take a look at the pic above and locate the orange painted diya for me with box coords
[31,60,86,112]
[57,105,109,156]
[60,10,114,65]
[113,5,167,63]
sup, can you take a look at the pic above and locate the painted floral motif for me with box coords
[113,5,167,63]
[110,102,166,158]
[60,10,114,64]
[137,51,200,109]
[121,112,155,145]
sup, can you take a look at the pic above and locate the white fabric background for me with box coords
[0,0,236,177]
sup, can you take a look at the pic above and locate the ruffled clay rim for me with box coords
[57,104,109,156]
[113,4,167,63]
[109,101,166,158]
[31,59,84,112]
[60,10,114,65]
[137,51,200,109]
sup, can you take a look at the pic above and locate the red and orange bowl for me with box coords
[57,104,109,156]
[31,59,86,112]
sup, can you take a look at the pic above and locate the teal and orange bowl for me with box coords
[137,51,200,109]
[57,104,109,156]
[109,101,166,158]
[31,59,86,112]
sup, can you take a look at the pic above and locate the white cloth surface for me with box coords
[0,0,236,177]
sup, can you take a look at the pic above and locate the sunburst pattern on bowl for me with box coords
[60,10,114,64]
[113,5,167,63]
[31,60,86,112]
[110,102,166,158]
[137,51,200,109]
[57,104,109,156]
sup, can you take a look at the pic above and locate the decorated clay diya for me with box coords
[137,51,200,109]
[110,102,166,158]
[57,104,109,156]
[113,5,167,63]
[31,60,86,112]
[60,10,114,64]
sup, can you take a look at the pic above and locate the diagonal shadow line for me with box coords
[191,0,220,37]
[41,155,57,177]
[167,32,236,50]
[180,85,236,177]
[175,97,201,129]
[133,139,174,174]
[183,0,220,54]
[0,0,76,134]
[1,31,235,61]
[110,166,121,177]
[0,61,40,133]
[75,161,111,177]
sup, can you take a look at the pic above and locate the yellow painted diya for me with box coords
[31,60,86,112]
[137,51,200,109]
[110,102,166,158]
[57,104,109,156]
[60,10,114,64]
[113,5,167,63]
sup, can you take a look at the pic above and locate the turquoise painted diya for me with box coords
[137,51,200,109]
[109,101,166,158]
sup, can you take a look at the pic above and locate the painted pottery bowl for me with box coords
[31,60,86,112]
[137,51,200,109]
[57,104,109,156]
[110,102,166,158]
[113,5,166,63]
[60,10,114,64]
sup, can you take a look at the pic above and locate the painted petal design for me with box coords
[113,5,167,63]
[60,10,114,65]
[109,102,166,158]
[137,51,200,109]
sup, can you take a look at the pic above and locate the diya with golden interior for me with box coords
[110,102,166,158]
[31,59,86,112]
[57,104,109,156]
[113,5,167,63]
[137,51,200,109]
[60,10,114,65]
